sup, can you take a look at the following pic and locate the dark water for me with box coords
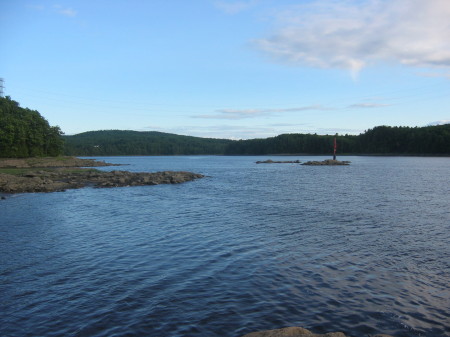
[1,156,449,337]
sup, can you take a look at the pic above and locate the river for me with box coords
[1,156,449,337]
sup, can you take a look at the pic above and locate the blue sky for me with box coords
[1,0,449,139]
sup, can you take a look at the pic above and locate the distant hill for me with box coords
[63,125,450,156]
[63,130,233,156]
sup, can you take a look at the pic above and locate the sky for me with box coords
[1,0,449,139]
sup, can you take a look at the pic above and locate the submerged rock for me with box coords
[302,159,350,166]
[256,159,301,164]
[241,326,392,337]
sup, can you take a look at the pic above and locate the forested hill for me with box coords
[3,95,447,157]
[63,130,234,155]
[64,125,450,156]
[224,124,450,155]
[0,96,64,158]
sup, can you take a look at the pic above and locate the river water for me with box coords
[1,156,449,337]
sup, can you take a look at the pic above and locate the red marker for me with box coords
[333,137,337,160]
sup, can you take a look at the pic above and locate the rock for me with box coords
[302,159,350,166]
[0,169,204,194]
[256,159,301,164]
[241,327,345,337]
[241,327,393,337]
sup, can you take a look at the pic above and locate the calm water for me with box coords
[1,156,449,337]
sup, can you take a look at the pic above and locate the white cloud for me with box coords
[254,0,450,76]
[214,0,258,14]
[348,103,391,109]
[193,105,327,119]
[54,5,77,17]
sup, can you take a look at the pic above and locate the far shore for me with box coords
[34,153,450,158]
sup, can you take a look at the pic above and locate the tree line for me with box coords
[224,125,450,155]
[64,125,450,156]
[0,96,64,158]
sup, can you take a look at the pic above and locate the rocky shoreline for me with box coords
[0,157,204,194]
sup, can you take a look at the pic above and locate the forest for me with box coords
[63,130,234,156]
[0,96,64,158]
[224,124,450,155]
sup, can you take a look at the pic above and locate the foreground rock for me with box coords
[0,169,204,193]
[302,159,350,166]
[0,157,204,194]
[256,159,301,164]
[241,326,392,337]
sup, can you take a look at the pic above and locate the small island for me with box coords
[302,159,350,166]
[0,157,204,194]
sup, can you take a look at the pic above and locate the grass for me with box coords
[0,167,100,175]
[0,168,34,175]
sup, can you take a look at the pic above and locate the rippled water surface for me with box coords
[1,156,449,337]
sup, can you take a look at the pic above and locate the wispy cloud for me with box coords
[348,103,391,109]
[143,124,278,140]
[139,123,361,139]
[313,127,363,135]
[214,0,258,14]
[254,0,450,77]
[417,71,450,79]
[193,105,327,119]
[26,4,45,11]
[27,4,78,17]
[427,120,450,126]
[54,5,77,17]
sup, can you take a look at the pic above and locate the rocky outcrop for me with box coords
[0,157,204,194]
[0,169,204,194]
[302,159,350,166]
[241,327,392,337]
[256,160,301,164]
[0,169,204,193]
